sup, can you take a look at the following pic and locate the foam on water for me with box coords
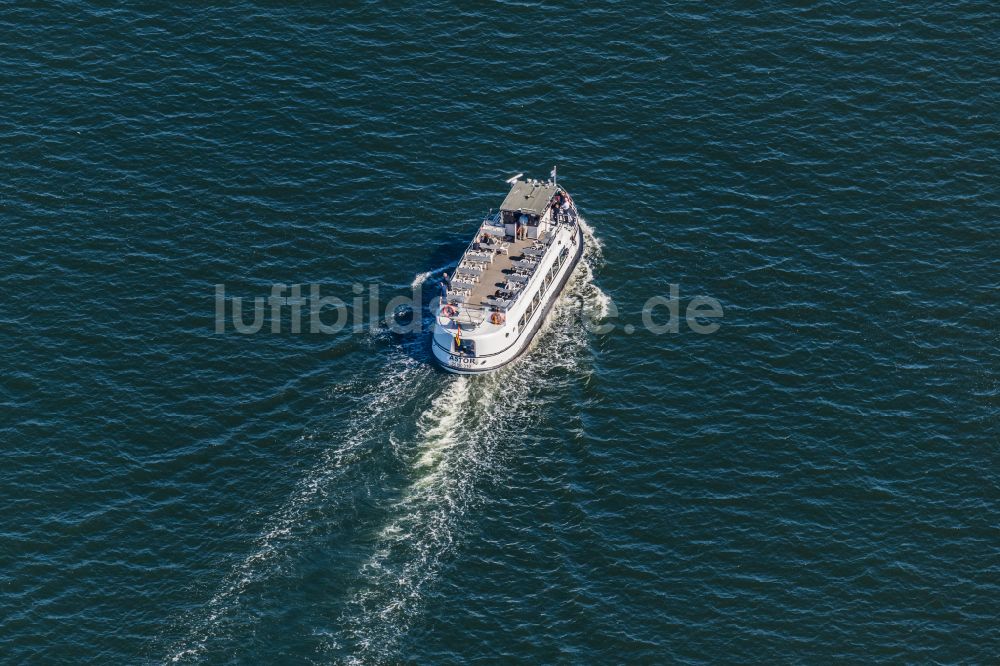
[410,261,458,289]
[569,217,613,322]
[414,377,469,468]
[577,216,603,252]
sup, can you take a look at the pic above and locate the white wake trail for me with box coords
[332,219,609,663]
[165,353,431,663]
[167,221,609,664]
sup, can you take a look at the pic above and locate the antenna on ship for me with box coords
[550,165,557,187]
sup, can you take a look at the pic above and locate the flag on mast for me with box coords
[550,165,557,184]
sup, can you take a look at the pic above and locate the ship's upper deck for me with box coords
[440,177,577,330]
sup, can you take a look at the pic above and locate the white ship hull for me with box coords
[431,178,584,374]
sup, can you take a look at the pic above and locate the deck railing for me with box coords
[448,303,489,328]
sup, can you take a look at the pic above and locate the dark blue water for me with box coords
[3,2,998,663]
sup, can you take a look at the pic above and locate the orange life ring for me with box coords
[441,304,458,318]
[490,311,505,325]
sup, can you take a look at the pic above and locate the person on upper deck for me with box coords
[551,193,563,222]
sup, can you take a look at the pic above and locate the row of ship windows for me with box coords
[518,246,571,329]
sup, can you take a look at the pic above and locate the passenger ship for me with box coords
[431,172,584,374]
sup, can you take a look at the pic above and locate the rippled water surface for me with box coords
[3,2,998,663]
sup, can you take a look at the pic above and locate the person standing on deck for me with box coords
[439,272,450,301]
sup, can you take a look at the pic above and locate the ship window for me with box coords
[456,339,476,356]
